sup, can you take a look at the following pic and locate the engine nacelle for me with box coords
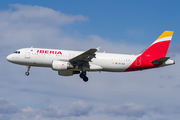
[58,70,80,76]
[58,70,73,76]
[52,60,74,71]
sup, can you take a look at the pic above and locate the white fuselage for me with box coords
[7,48,138,72]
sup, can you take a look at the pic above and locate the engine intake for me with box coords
[52,60,74,71]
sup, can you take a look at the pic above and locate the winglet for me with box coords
[96,46,101,51]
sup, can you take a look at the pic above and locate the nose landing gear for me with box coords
[25,66,31,76]
[79,72,88,82]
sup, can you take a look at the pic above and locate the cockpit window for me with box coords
[14,51,20,54]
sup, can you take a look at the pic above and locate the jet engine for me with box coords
[58,70,73,76]
[52,60,74,71]
[58,70,80,76]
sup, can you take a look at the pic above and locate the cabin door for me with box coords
[25,49,31,59]
[135,56,141,66]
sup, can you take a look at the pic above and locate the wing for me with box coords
[70,48,97,62]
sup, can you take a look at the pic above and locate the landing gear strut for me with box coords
[79,72,88,82]
[25,66,31,76]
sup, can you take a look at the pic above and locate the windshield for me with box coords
[14,51,20,54]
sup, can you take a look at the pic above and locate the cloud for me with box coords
[0,4,88,49]
[1,4,88,26]
[103,103,180,119]
[0,98,22,120]
[104,103,146,118]
[1,4,180,120]
[41,101,94,118]
[0,98,20,114]
[1,98,180,120]
[0,4,144,55]
[0,99,94,120]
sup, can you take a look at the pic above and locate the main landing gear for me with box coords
[25,66,31,76]
[79,71,88,82]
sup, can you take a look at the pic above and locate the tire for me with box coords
[79,73,85,78]
[25,72,29,76]
[83,76,88,82]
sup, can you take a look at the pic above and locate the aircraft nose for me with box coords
[6,55,10,61]
[6,54,12,62]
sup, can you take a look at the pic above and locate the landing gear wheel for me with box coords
[25,72,29,76]
[80,73,85,78]
[83,76,88,82]
[25,66,31,76]
[79,72,88,82]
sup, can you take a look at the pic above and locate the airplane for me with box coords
[6,31,175,82]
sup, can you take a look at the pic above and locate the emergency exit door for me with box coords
[25,49,31,59]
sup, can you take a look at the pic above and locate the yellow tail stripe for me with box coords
[155,31,174,41]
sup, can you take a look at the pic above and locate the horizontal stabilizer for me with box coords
[152,57,170,64]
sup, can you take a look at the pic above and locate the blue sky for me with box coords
[1,0,180,45]
[1,1,180,120]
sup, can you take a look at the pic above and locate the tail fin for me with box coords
[141,31,174,59]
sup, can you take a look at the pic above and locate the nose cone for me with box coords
[6,55,11,61]
[6,54,13,62]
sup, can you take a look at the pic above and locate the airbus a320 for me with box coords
[7,31,175,82]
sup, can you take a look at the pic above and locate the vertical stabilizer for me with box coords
[125,31,174,72]
[141,31,174,59]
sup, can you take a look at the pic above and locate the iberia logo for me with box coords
[37,50,62,54]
